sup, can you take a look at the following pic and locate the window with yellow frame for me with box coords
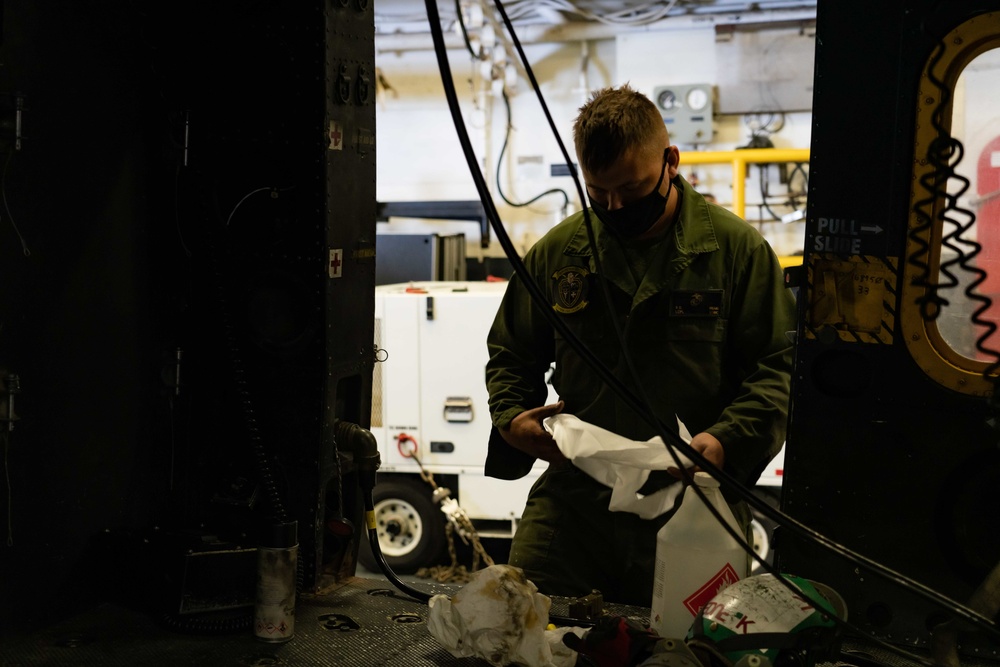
[902,13,1000,397]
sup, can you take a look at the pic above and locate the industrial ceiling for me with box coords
[374,0,819,36]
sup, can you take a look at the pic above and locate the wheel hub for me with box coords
[750,518,771,571]
[373,498,424,557]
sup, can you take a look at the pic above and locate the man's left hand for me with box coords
[667,431,724,477]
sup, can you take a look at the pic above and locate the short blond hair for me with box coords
[572,83,667,174]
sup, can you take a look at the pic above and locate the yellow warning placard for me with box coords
[805,255,897,344]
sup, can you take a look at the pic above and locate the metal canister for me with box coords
[254,520,297,643]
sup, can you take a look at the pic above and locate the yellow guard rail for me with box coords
[681,148,811,220]
[682,147,810,268]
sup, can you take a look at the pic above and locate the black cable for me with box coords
[786,162,809,211]
[788,162,809,191]
[454,0,569,213]
[441,0,838,628]
[154,180,297,636]
[495,7,1000,650]
[453,0,478,59]
[427,0,735,621]
[909,42,952,324]
[1,150,30,257]
[762,162,800,222]
[480,5,950,664]
[415,4,999,661]
[364,513,432,603]
[755,164,801,224]
[757,163,785,222]
[908,37,1000,385]
[208,242,289,525]
[489,0,829,597]
[743,111,785,136]
[425,0,646,433]
[749,137,808,223]
[922,43,1000,377]
[422,0,1000,656]
[495,88,570,212]
[485,0,735,589]
[346,420,435,605]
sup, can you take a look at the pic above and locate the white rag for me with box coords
[426,564,585,667]
[543,413,694,519]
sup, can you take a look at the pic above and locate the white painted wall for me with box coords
[374,24,813,262]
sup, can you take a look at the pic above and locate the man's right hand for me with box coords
[499,401,568,464]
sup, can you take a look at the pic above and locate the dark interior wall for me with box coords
[0,1,172,628]
[782,0,1000,656]
[0,0,377,631]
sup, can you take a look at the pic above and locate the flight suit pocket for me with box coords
[551,312,614,406]
[646,315,728,407]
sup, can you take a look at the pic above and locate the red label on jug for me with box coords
[683,563,741,616]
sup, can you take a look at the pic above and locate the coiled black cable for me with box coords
[907,40,1000,388]
[207,191,289,524]
[157,179,299,635]
[158,610,253,635]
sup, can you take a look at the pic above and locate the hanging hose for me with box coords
[343,421,430,605]
[364,494,433,605]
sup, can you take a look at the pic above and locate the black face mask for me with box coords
[589,148,671,239]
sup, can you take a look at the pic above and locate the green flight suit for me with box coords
[485,177,796,606]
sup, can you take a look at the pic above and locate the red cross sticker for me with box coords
[329,121,344,151]
[329,249,343,278]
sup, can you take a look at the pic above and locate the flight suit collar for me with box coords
[561,176,720,307]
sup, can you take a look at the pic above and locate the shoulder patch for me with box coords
[552,266,590,314]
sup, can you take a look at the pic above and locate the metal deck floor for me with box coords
[0,577,646,667]
[1,576,991,667]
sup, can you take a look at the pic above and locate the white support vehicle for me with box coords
[365,280,784,573]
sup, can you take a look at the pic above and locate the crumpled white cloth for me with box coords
[543,413,694,519]
[427,564,585,667]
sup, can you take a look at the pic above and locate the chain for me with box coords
[397,433,438,488]
[397,433,495,584]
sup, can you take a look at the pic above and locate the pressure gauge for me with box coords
[652,84,713,144]
[656,89,678,112]
[686,87,709,112]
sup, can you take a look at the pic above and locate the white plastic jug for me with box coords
[649,471,747,639]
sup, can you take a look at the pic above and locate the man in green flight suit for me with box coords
[485,84,796,607]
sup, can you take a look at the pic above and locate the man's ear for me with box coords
[666,145,681,179]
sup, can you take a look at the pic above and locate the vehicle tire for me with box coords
[358,477,447,575]
[749,487,781,572]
